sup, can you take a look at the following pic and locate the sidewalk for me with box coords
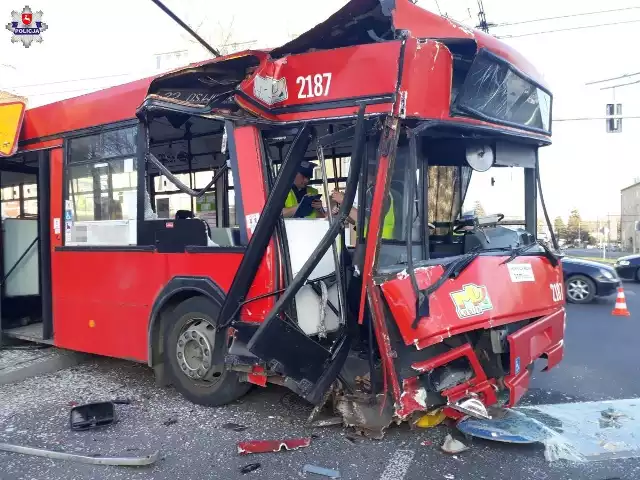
[0,344,90,386]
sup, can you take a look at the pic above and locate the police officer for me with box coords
[282,161,326,218]
[329,167,395,241]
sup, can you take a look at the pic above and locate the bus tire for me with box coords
[162,296,250,407]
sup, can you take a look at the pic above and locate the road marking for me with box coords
[379,449,415,480]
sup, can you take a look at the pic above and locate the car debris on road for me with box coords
[302,464,341,478]
[441,434,469,454]
[222,422,248,432]
[0,442,160,466]
[239,462,261,474]
[237,438,312,454]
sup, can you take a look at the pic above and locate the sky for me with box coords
[1,0,640,223]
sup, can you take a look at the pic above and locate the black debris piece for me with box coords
[240,463,261,474]
[222,422,248,432]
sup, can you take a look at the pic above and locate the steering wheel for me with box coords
[453,220,474,234]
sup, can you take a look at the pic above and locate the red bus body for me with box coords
[2,0,564,435]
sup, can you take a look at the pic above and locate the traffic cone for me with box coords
[612,287,631,317]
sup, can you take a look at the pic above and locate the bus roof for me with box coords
[19,0,551,145]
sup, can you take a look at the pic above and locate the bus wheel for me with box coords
[162,296,250,407]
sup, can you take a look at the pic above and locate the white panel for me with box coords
[495,142,536,168]
[284,218,335,281]
[3,219,39,297]
[66,220,136,246]
[295,284,340,336]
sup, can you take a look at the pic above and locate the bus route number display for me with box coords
[156,89,218,106]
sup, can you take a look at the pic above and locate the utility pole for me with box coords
[578,221,581,248]
[475,0,495,33]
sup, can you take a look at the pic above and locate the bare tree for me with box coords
[174,1,255,58]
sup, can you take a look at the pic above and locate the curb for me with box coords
[0,348,91,386]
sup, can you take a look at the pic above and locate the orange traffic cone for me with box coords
[612,287,631,317]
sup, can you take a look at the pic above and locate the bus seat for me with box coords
[230,228,242,246]
[139,219,208,253]
[175,210,194,219]
[209,228,236,247]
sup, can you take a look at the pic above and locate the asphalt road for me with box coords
[0,284,639,480]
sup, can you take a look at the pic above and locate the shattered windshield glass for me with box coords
[454,50,552,134]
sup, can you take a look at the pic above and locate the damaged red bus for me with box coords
[0,0,564,436]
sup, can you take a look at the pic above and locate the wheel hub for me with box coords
[176,319,216,380]
[568,279,589,300]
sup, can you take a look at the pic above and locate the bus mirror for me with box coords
[465,144,494,172]
[0,92,27,158]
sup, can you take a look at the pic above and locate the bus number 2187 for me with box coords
[550,282,564,302]
[297,73,332,99]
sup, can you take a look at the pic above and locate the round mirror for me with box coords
[465,144,494,172]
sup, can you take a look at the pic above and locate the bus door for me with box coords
[0,97,57,344]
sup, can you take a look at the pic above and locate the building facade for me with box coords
[621,181,640,252]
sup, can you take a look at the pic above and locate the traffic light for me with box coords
[606,103,622,133]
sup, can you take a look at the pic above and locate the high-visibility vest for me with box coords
[362,193,395,240]
[284,186,320,218]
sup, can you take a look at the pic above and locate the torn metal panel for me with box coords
[398,39,453,119]
[379,256,563,350]
[237,438,311,455]
[334,393,394,439]
[397,377,427,418]
[269,0,387,58]
[503,308,564,407]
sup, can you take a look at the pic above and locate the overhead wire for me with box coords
[493,6,640,27]
[586,72,640,85]
[600,78,640,90]
[497,18,640,38]
[433,0,442,15]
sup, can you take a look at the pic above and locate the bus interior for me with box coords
[0,150,48,342]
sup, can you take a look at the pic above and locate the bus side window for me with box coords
[1,172,38,219]
[65,126,138,246]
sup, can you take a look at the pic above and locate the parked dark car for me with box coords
[614,254,640,282]
[561,257,621,304]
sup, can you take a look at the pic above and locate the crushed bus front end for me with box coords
[132,0,564,438]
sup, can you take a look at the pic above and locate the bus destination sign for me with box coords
[156,89,233,107]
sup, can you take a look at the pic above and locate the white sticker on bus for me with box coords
[246,213,260,234]
[507,263,535,283]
